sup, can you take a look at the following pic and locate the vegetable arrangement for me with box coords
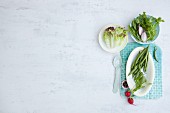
[128,12,164,43]
[128,46,151,93]
[99,12,164,105]
[103,26,128,48]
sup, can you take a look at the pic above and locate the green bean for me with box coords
[132,68,139,76]
[139,57,146,66]
[137,73,146,85]
[138,52,147,62]
[139,47,149,61]
[135,73,143,83]
[128,66,138,76]
[153,46,158,62]
[133,70,140,78]
[130,48,147,76]
[131,51,141,70]
[138,64,141,70]
[134,47,148,64]
[134,71,140,80]
[138,75,144,82]
[144,53,149,72]
[142,60,146,68]
[138,47,149,72]
[140,52,148,66]
[143,61,147,72]
[135,47,148,64]
[134,72,142,81]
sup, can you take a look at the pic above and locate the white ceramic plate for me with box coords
[126,47,155,97]
[98,24,128,53]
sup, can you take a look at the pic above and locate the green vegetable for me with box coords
[129,46,151,93]
[103,27,128,48]
[153,46,158,62]
[103,30,112,48]
[129,12,164,42]
[129,46,149,76]
[128,25,141,41]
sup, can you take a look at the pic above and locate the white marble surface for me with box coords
[0,0,170,113]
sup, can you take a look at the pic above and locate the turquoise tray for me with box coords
[120,42,162,99]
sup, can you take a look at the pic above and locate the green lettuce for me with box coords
[103,27,128,48]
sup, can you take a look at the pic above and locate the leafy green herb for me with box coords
[129,12,164,42]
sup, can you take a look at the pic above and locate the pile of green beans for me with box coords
[128,46,150,93]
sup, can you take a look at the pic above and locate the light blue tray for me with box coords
[120,42,162,99]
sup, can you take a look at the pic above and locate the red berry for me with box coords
[125,91,131,97]
[128,98,134,105]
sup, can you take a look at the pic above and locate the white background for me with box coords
[0,0,170,113]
